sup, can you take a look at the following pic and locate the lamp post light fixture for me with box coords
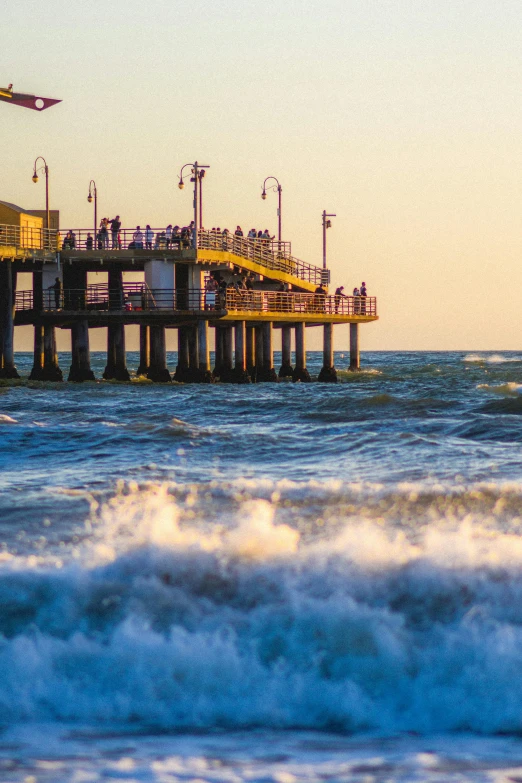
[261,176,282,247]
[178,161,210,247]
[87,180,97,238]
[322,209,336,271]
[32,156,50,231]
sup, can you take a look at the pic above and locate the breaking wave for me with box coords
[3,483,522,734]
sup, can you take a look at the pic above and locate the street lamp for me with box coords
[32,156,50,230]
[87,180,97,238]
[322,209,336,270]
[261,176,282,247]
[178,161,210,248]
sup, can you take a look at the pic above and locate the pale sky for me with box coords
[3,0,522,352]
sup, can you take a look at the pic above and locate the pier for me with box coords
[0,215,378,382]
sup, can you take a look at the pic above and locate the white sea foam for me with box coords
[4,484,522,733]
[464,353,521,364]
[477,382,522,396]
[0,413,17,423]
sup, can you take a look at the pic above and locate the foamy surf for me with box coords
[2,483,522,734]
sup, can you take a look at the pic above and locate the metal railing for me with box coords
[58,227,329,287]
[0,223,58,251]
[197,230,328,286]
[224,290,376,316]
[57,228,193,252]
[16,284,377,317]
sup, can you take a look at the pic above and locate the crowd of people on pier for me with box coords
[58,221,280,253]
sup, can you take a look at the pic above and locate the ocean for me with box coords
[2,350,522,781]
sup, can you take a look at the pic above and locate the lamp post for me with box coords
[261,176,282,248]
[198,170,205,230]
[32,156,50,230]
[322,209,336,270]
[87,180,97,238]
[178,161,210,248]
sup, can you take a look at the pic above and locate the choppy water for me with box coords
[3,350,522,781]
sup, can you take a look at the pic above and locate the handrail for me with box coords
[0,222,57,251]
[15,284,376,317]
[56,227,330,287]
[197,230,328,286]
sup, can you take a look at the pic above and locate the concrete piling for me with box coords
[147,324,171,382]
[174,326,190,382]
[349,323,360,371]
[246,326,255,379]
[279,324,293,378]
[318,323,337,382]
[230,320,250,383]
[197,319,213,383]
[103,322,130,381]
[0,263,19,378]
[257,322,278,382]
[293,322,311,382]
[137,325,150,375]
[68,320,95,382]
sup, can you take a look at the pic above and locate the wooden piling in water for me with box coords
[147,324,171,382]
[349,323,360,371]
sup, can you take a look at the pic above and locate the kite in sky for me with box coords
[0,84,61,111]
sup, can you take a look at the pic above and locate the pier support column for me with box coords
[257,322,278,382]
[108,269,124,310]
[174,326,191,382]
[293,323,311,382]
[349,323,360,371]
[147,324,171,382]
[229,321,250,383]
[246,326,255,379]
[103,323,130,381]
[197,320,213,383]
[68,321,95,382]
[0,264,19,379]
[279,325,293,378]
[137,325,150,375]
[253,326,264,383]
[42,325,63,381]
[220,325,234,382]
[318,323,337,382]
[212,327,224,379]
[29,325,44,380]
[29,271,45,380]
[185,324,203,382]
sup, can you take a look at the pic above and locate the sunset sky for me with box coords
[3,0,522,351]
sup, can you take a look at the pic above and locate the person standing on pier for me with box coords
[166,224,173,248]
[360,282,367,314]
[100,218,109,249]
[49,277,62,309]
[133,226,144,249]
[109,216,121,249]
[334,285,347,313]
[145,225,154,250]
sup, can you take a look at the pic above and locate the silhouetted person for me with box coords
[49,277,62,309]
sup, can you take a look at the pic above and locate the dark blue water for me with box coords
[3,350,522,781]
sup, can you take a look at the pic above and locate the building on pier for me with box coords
[0,221,378,382]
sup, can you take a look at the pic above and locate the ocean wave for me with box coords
[477,382,522,396]
[3,485,522,732]
[464,354,521,364]
[0,414,17,424]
